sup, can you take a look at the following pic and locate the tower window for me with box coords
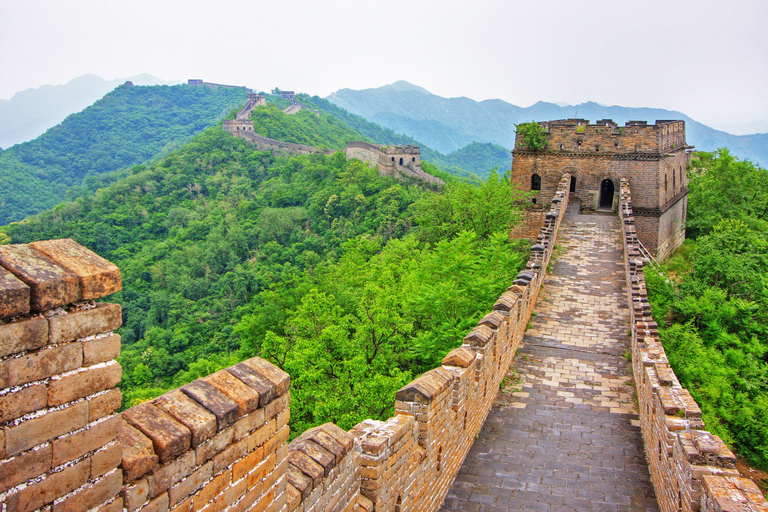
[531,174,541,191]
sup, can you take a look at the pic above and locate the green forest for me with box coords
[645,149,768,472]
[0,84,247,224]
[1,112,528,435]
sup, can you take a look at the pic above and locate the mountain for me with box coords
[0,74,180,149]
[327,82,768,167]
[0,83,246,224]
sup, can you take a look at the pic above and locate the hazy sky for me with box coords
[2,0,767,131]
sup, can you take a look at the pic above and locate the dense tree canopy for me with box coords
[2,120,527,435]
[646,151,768,471]
[0,84,247,223]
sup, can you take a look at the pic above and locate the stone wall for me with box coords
[511,119,690,259]
[0,239,124,511]
[619,179,768,512]
[0,175,569,511]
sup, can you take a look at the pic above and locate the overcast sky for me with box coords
[2,0,767,131]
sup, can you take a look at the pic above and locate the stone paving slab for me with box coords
[440,203,659,512]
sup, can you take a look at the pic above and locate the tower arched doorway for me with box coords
[599,179,614,210]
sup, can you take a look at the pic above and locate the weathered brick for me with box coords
[123,401,191,463]
[241,357,290,398]
[232,445,264,481]
[0,442,52,493]
[203,370,260,416]
[285,483,302,511]
[213,438,247,474]
[0,316,47,357]
[52,414,121,466]
[320,422,354,453]
[140,492,170,512]
[233,407,266,440]
[0,382,47,423]
[245,451,275,489]
[0,244,80,311]
[214,477,247,511]
[442,346,476,368]
[48,302,122,344]
[170,496,192,512]
[122,478,150,511]
[98,497,124,512]
[48,360,122,405]
[248,417,276,451]
[192,469,230,511]
[147,451,196,499]
[5,457,89,512]
[265,425,290,455]
[89,388,123,422]
[182,380,238,431]
[195,426,233,466]
[119,419,159,483]
[167,460,212,506]
[287,450,323,487]
[289,438,334,476]
[154,389,217,448]
[29,238,122,300]
[228,362,275,407]
[4,401,88,455]
[92,442,122,478]
[286,463,313,499]
[0,266,30,319]
[82,333,121,365]
[0,428,5,458]
[53,468,122,512]
[1,342,82,388]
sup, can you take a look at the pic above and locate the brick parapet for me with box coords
[0,239,124,511]
[619,179,768,512]
[117,358,291,512]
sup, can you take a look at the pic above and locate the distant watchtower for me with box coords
[510,119,692,260]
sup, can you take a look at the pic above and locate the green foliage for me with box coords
[1,125,527,435]
[687,149,768,238]
[516,122,549,151]
[0,84,246,223]
[412,169,527,242]
[248,103,362,149]
[647,215,768,470]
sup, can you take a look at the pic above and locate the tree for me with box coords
[515,122,549,151]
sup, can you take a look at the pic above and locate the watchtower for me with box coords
[510,119,691,260]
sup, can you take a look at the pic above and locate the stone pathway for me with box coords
[440,203,659,512]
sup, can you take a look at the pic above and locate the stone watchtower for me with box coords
[510,119,691,260]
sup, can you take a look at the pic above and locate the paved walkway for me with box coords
[440,203,659,512]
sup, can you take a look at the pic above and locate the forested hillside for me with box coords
[304,95,505,181]
[0,84,246,223]
[1,119,529,436]
[645,150,768,474]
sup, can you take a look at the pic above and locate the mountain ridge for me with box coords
[0,74,180,148]
[327,82,768,167]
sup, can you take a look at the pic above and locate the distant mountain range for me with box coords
[0,74,180,149]
[327,81,768,167]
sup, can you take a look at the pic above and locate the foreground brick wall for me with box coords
[1,174,570,512]
[0,239,124,511]
[619,180,768,512]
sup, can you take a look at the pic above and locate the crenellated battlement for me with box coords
[518,119,689,155]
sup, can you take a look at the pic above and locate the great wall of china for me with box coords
[1,114,767,511]
[222,94,445,188]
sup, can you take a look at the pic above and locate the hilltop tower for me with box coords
[510,119,691,260]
